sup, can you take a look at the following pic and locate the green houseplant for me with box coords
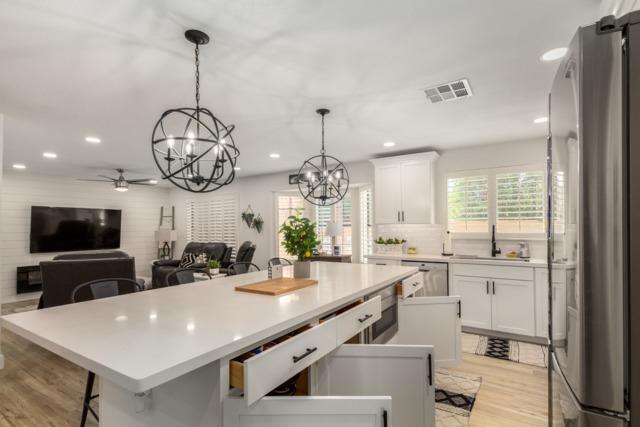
[207,259,220,275]
[280,211,319,278]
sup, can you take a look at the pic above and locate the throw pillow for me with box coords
[179,252,197,268]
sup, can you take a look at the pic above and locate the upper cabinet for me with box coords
[370,152,439,224]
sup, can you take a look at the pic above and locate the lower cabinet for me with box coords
[223,278,461,427]
[490,278,535,336]
[224,395,391,427]
[450,276,492,330]
[452,267,536,337]
[395,295,462,367]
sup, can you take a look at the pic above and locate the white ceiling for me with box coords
[0,0,600,181]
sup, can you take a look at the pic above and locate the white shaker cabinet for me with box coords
[534,267,570,340]
[370,152,439,224]
[490,278,535,336]
[451,263,536,337]
[451,275,493,330]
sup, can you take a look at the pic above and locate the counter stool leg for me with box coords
[80,371,98,427]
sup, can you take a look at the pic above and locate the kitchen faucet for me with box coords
[491,225,501,257]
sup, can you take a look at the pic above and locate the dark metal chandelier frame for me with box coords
[151,29,239,193]
[297,109,349,206]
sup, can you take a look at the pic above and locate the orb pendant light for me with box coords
[151,30,239,193]
[297,109,349,206]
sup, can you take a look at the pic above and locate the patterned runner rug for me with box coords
[435,369,482,427]
[462,332,548,368]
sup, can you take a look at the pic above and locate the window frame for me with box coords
[445,164,556,241]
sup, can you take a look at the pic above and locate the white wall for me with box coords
[0,173,170,302]
[169,161,374,268]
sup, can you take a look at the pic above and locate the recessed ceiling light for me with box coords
[148,180,158,184]
[85,136,101,144]
[540,48,567,62]
[12,163,26,170]
[234,166,241,171]
[42,152,57,159]
[269,153,280,159]
[533,117,549,124]
[383,141,396,147]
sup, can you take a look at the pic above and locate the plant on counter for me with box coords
[208,259,221,274]
[280,210,320,261]
[376,237,406,245]
[375,237,407,255]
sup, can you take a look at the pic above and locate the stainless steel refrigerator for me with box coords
[548,11,640,426]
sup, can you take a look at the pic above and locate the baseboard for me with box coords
[1,291,42,304]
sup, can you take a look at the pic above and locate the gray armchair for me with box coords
[152,242,228,288]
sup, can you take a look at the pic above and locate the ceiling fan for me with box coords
[78,169,157,192]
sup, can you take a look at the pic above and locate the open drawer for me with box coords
[229,296,382,405]
[224,344,435,427]
[400,272,424,299]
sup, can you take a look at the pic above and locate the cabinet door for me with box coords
[395,296,461,367]
[374,164,402,224]
[317,344,434,427]
[451,276,492,329]
[224,396,391,427]
[491,279,535,336]
[400,161,431,223]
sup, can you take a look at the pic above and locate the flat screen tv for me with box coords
[29,206,122,253]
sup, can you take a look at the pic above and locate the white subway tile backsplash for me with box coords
[374,224,444,255]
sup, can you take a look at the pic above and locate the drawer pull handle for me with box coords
[358,314,373,323]
[412,282,420,287]
[292,347,317,363]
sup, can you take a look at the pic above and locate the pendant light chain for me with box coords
[320,112,326,155]
[194,44,201,110]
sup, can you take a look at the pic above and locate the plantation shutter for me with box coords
[447,175,489,233]
[185,195,238,248]
[496,171,545,233]
[360,187,374,259]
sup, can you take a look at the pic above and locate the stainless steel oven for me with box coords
[364,283,398,344]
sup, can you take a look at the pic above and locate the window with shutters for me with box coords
[447,175,489,233]
[276,193,306,258]
[446,166,564,237]
[315,193,353,255]
[185,195,238,248]
[552,171,566,234]
[359,187,374,259]
[496,171,545,233]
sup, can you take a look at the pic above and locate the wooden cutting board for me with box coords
[235,277,318,296]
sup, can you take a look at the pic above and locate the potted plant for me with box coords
[280,211,320,278]
[207,259,220,275]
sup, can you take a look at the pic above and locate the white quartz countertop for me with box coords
[364,253,574,268]
[1,262,417,393]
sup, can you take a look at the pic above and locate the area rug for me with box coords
[462,332,548,368]
[435,369,481,427]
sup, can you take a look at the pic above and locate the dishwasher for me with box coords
[400,260,449,296]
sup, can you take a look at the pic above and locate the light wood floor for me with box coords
[452,353,548,426]
[0,300,547,427]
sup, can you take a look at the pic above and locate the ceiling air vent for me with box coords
[424,78,473,103]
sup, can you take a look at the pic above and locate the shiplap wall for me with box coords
[0,173,170,302]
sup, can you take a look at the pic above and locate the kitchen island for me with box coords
[1,262,461,427]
